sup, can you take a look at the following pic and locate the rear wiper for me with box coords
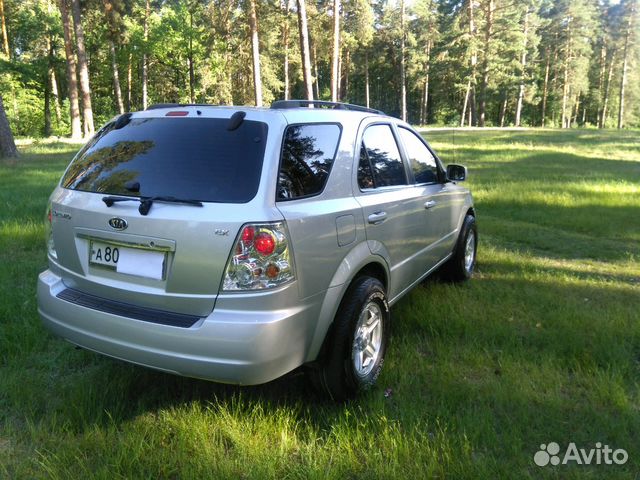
[102,195,203,215]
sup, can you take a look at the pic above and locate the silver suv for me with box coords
[37,100,476,400]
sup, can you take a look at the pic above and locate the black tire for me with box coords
[309,276,390,401]
[441,214,477,282]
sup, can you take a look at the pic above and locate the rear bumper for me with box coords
[37,270,322,385]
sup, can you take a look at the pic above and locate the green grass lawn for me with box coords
[1,130,639,478]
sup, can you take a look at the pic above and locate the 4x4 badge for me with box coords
[108,217,128,230]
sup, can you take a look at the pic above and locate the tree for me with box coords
[459,0,479,126]
[70,0,94,137]
[0,0,9,57]
[58,0,81,138]
[103,0,125,114]
[248,0,262,106]
[617,0,637,129]
[142,0,150,109]
[297,0,314,100]
[399,0,406,121]
[0,94,18,159]
[281,0,291,100]
[550,0,596,128]
[330,0,341,102]
[409,0,439,125]
[2,0,639,132]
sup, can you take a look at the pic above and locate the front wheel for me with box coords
[441,214,477,282]
[309,276,390,401]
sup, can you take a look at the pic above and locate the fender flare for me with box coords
[305,241,390,362]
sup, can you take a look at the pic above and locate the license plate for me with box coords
[90,241,165,280]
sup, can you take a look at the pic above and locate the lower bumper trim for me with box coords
[56,288,201,328]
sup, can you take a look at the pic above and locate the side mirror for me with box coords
[446,164,467,182]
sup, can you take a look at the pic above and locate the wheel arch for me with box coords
[305,241,390,363]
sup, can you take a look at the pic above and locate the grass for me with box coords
[1,129,639,478]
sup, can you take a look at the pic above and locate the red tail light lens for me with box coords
[223,222,294,291]
[254,232,275,256]
[242,226,255,244]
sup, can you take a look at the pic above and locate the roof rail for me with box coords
[270,100,384,115]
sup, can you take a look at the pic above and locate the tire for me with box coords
[309,276,390,401]
[441,214,477,282]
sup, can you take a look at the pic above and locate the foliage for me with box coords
[0,0,638,136]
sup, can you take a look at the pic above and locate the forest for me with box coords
[0,0,638,140]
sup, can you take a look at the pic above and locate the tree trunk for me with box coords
[70,0,94,137]
[104,0,124,114]
[541,47,550,127]
[617,3,634,129]
[514,11,529,127]
[109,40,125,114]
[561,28,571,129]
[343,49,350,101]
[0,94,18,159]
[478,0,494,127]
[599,50,615,128]
[400,0,407,121]
[50,67,62,126]
[365,51,370,109]
[188,11,195,103]
[465,0,477,126]
[282,1,290,100]
[461,80,470,127]
[142,0,149,109]
[312,41,319,100]
[499,93,507,127]
[561,58,569,129]
[59,0,81,139]
[47,36,62,128]
[248,0,262,106]
[44,68,52,137]
[296,0,313,101]
[126,52,132,111]
[421,39,431,125]
[596,43,606,125]
[0,0,9,57]
[330,0,340,102]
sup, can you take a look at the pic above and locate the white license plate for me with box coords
[90,241,165,280]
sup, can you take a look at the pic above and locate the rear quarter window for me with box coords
[277,123,342,201]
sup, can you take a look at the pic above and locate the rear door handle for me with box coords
[424,200,437,210]
[367,211,388,225]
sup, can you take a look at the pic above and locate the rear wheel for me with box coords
[309,276,390,401]
[441,214,477,282]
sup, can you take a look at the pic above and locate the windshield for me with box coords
[61,117,268,203]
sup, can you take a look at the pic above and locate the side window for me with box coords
[357,143,375,189]
[398,127,439,184]
[277,124,341,200]
[360,124,407,188]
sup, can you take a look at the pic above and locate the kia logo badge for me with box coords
[108,217,128,230]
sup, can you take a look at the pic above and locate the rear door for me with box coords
[354,123,437,301]
[49,110,279,317]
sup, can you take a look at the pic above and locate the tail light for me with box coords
[45,204,57,259]
[222,222,294,291]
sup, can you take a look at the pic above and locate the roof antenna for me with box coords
[227,111,246,131]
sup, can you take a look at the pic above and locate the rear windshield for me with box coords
[61,117,268,203]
